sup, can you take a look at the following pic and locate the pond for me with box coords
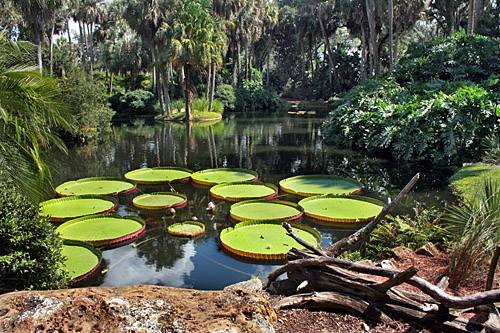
[50,114,455,290]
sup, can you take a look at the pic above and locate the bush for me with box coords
[60,69,115,140]
[323,34,500,165]
[215,83,236,110]
[342,205,449,261]
[235,77,289,113]
[0,181,69,292]
[109,89,156,116]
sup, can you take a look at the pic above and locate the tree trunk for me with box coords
[49,24,55,76]
[35,31,43,74]
[184,65,194,123]
[468,0,483,34]
[209,62,216,112]
[206,62,212,100]
[318,5,340,92]
[162,69,171,116]
[388,0,394,69]
[108,72,113,95]
[151,48,157,96]
[365,0,378,75]
[266,51,271,86]
[66,19,72,45]
[360,25,368,81]
[78,21,84,61]
[157,71,165,115]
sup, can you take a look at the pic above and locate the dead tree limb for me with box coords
[327,173,420,256]
[283,222,328,257]
[486,244,500,291]
[374,267,417,293]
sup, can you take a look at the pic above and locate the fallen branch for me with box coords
[327,173,420,256]
[486,244,500,291]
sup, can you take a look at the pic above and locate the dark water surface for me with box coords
[50,114,455,290]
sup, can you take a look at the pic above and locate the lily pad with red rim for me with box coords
[210,182,278,202]
[124,167,193,185]
[299,195,384,224]
[55,177,136,196]
[167,221,205,238]
[191,168,258,186]
[220,220,320,261]
[279,175,363,197]
[132,192,188,210]
[56,215,146,247]
[229,199,304,222]
[39,195,118,223]
[62,240,102,283]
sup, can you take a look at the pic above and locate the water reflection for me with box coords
[49,114,454,289]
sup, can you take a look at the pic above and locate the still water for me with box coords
[50,114,454,290]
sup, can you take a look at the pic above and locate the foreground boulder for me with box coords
[0,283,276,333]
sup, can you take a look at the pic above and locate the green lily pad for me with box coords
[210,182,277,202]
[279,175,363,197]
[56,215,145,246]
[62,240,102,282]
[299,195,384,223]
[55,177,136,196]
[39,196,118,222]
[124,167,193,185]
[133,192,187,210]
[229,199,303,222]
[220,220,320,260]
[191,168,257,186]
[167,221,205,238]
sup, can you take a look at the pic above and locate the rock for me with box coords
[355,259,375,267]
[224,277,263,294]
[391,246,413,259]
[415,242,440,257]
[0,285,276,333]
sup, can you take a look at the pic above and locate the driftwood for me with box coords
[268,174,500,332]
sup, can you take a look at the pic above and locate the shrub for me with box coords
[444,179,499,288]
[60,69,115,140]
[342,205,449,261]
[215,83,236,110]
[482,135,500,165]
[109,89,156,116]
[0,181,69,292]
[235,78,289,112]
[323,33,500,165]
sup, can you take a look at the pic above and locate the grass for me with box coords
[450,163,500,202]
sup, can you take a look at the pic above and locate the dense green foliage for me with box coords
[343,205,449,261]
[235,71,289,112]
[60,69,115,139]
[0,37,74,199]
[215,83,236,110]
[0,181,69,292]
[109,89,156,117]
[450,163,500,203]
[324,34,500,165]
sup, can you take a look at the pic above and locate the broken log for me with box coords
[327,173,420,256]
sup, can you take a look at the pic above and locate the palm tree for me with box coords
[0,36,75,199]
[163,0,226,122]
[11,0,64,74]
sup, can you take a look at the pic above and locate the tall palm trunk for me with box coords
[206,62,212,100]
[365,0,378,75]
[49,24,55,76]
[35,30,43,74]
[318,5,340,91]
[209,62,216,112]
[388,0,394,69]
[184,65,194,123]
[360,25,368,80]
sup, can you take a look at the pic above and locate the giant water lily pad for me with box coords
[167,221,205,238]
[62,240,102,282]
[279,175,363,197]
[229,199,303,222]
[191,168,257,186]
[210,182,278,202]
[39,196,118,222]
[220,220,320,260]
[133,192,187,210]
[56,215,145,247]
[299,195,384,223]
[55,177,136,196]
[124,167,193,184]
